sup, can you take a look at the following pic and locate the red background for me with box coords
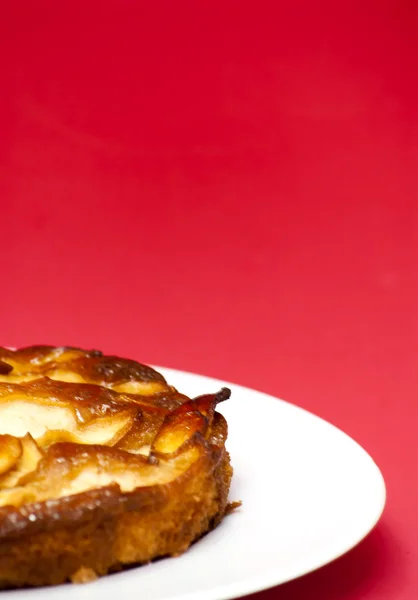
[1,1,417,598]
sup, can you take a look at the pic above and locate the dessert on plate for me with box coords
[0,346,235,587]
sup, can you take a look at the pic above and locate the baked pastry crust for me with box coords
[0,347,234,588]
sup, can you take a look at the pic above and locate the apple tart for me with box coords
[0,346,234,588]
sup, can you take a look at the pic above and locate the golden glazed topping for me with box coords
[0,347,230,510]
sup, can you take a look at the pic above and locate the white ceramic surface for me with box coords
[3,367,386,600]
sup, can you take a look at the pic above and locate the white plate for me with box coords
[4,367,386,600]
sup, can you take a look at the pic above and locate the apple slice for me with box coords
[0,435,22,475]
[0,434,43,488]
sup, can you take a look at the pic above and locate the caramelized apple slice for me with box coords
[0,400,77,440]
[0,347,170,396]
[38,411,135,447]
[0,435,22,476]
[0,434,43,488]
[152,388,230,454]
[0,383,138,449]
[0,442,202,507]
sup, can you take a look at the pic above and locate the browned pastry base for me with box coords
[0,347,236,588]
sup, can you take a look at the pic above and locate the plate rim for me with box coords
[154,365,387,599]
